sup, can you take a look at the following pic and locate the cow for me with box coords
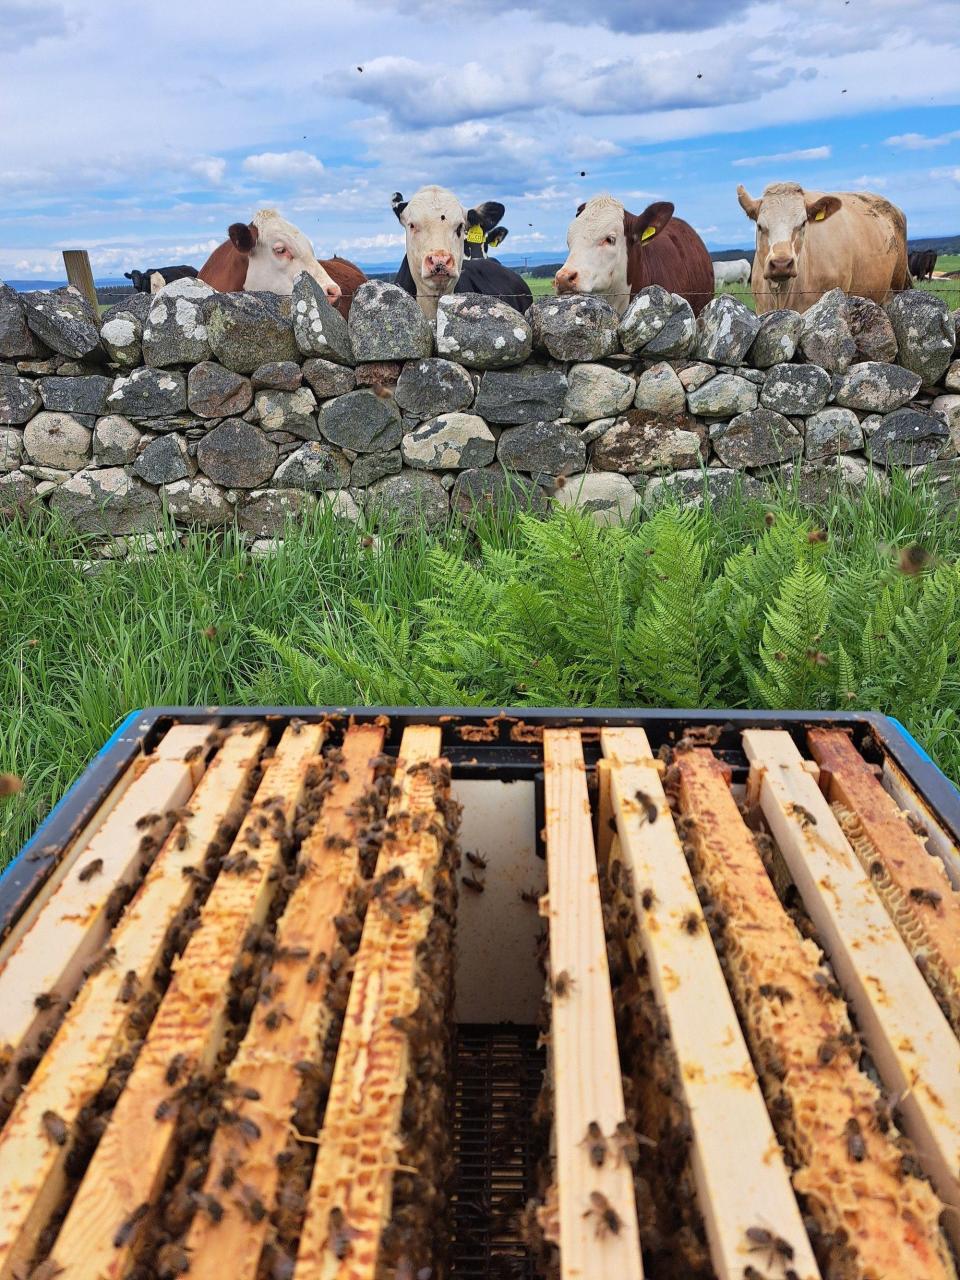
[713,258,752,289]
[736,182,910,314]
[124,265,198,293]
[391,187,532,317]
[197,210,365,318]
[908,248,938,280]
[554,195,714,316]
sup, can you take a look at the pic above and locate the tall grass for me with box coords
[2,472,959,860]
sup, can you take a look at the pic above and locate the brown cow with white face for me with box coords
[737,182,910,313]
[198,209,345,307]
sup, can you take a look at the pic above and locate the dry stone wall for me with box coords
[1,275,959,548]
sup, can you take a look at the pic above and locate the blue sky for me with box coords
[1,0,959,279]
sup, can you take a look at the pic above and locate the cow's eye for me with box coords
[455,223,464,237]
[272,242,292,259]
[408,222,418,234]
[604,235,617,246]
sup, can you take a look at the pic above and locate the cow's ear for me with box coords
[468,202,505,232]
[627,202,674,246]
[391,192,408,222]
[575,202,586,217]
[486,226,508,249]
[228,222,258,254]
[737,185,761,221]
[806,194,841,223]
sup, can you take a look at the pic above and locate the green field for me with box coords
[3,474,960,858]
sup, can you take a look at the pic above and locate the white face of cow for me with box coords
[391,187,506,318]
[235,210,341,305]
[737,183,841,284]
[555,197,630,309]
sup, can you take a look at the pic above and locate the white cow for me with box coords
[713,258,751,288]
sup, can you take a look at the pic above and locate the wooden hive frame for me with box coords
[743,728,960,1247]
[541,728,644,1280]
[675,746,955,1280]
[601,727,821,1280]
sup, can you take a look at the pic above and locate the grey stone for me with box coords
[579,417,616,444]
[142,278,214,367]
[133,434,193,484]
[633,363,685,415]
[237,488,316,537]
[93,415,141,465]
[645,467,762,508]
[99,312,143,369]
[885,291,955,386]
[0,283,47,359]
[931,394,960,453]
[250,537,285,557]
[102,292,152,326]
[688,373,759,418]
[252,361,302,391]
[759,363,831,416]
[832,361,921,413]
[0,374,41,424]
[779,456,875,504]
[799,288,856,374]
[1,427,23,473]
[292,274,353,364]
[676,362,714,391]
[365,469,449,530]
[38,374,112,417]
[908,459,960,509]
[804,407,864,460]
[324,490,361,522]
[20,464,73,484]
[497,421,585,478]
[435,294,532,369]
[348,280,433,362]
[351,451,402,487]
[618,287,683,354]
[694,294,761,364]
[749,309,802,368]
[554,472,641,526]
[475,366,567,425]
[846,295,898,363]
[945,360,960,393]
[319,389,402,453]
[21,286,101,360]
[106,367,187,418]
[529,294,619,362]
[711,408,802,468]
[187,362,253,418]
[207,291,298,373]
[16,358,58,376]
[592,410,704,474]
[394,358,474,418]
[865,408,951,467]
[148,414,201,435]
[254,387,319,440]
[402,413,495,470]
[48,467,161,535]
[562,363,635,423]
[160,477,233,525]
[196,419,278,488]
[23,411,91,469]
[642,301,697,358]
[451,465,549,522]
[273,441,351,490]
[0,470,38,519]
[302,359,356,400]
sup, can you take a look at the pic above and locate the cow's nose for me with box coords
[555,268,578,292]
[766,252,796,278]
[425,251,455,275]
[325,282,342,305]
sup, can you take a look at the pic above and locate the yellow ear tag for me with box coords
[466,224,485,244]
[642,226,657,241]
[814,209,825,221]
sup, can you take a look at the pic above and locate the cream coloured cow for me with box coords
[736,182,910,313]
[391,186,531,318]
[713,258,751,289]
[198,209,346,308]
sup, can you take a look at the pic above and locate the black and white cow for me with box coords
[124,264,199,293]
[391,187,531,316]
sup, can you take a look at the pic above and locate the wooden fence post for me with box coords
[62,250,98,311]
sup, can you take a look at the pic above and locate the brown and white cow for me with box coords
[391,186,531,318]
[198,209,365,318]
[736,182,910,314]
[554,195,714,316]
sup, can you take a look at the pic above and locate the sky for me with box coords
[2,0,959,280]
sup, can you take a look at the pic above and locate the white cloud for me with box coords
[568,134,624,160]
[930,166,960,183]
[335,232,405,251]
[848,174,887,188]
[0,0,74,52]
[242,150,325,183]
[732,145,831,167]
[187,156,226,184]
[885,130,960,150]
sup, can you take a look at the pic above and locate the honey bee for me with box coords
[791,804,817,829]
[579,1121,607,1168]
[165,1053,186,1086]
[758,984,793,1004]
[746,1225,794,1266]
[582,1191,621,1238]
[552,970,576,998]
[640,888,656,911]
[909,886,942,908]
[462,874,485,894]
[33,990,60,1011]
[681,912,701,935]
[634,790,658,824]
[78,858,104,882]
[845,1116,866,1162]
[466,851,488,869]
[328,1206,360,1259]
[113,1201,150,1247]
[519,887,541,905]
[41,1109,67,1146]
[118,971,139,1004]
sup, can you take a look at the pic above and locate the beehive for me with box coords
[2,708,960,1280]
